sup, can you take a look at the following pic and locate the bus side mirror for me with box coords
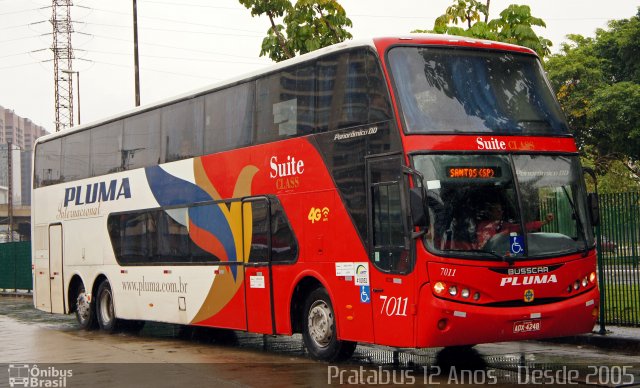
[588,192,600,227]
[410,188,427,228]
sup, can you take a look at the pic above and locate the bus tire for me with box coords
[302,287,356,361]
[96,280,119,333]
[75,282,97,330]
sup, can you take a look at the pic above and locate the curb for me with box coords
[543,333,640,352]
[0,291,32,298]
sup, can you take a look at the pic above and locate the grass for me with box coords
[603,283,640,325]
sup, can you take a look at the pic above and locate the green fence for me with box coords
[0,241,32,291]
[598,192,640,327]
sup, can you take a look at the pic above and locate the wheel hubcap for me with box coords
[99,289,113,325]
[308,300,333,348]
[76,291,90,323]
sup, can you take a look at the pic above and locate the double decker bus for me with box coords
[32,35,600,361]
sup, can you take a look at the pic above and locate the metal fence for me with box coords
[0,241,32,291]
[598,192,640,327]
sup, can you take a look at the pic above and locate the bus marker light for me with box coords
[592,307,599,317]
[434,282,446,294]
[164,270,172,274]
[448,286,458,296]
[437,318,448,330]
[149,303,154,307]
[120,270,127,274]
[347,316,354,321]
[589,272,596,283]
[346,305,353,310]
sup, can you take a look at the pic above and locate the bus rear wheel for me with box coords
[302,287,356,361]
[96,280,120,333]
[75,282,97,330]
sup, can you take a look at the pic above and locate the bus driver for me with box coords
[475,201,554,249]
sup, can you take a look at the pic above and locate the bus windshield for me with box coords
[413,154,594,260]
[388,47,569,135]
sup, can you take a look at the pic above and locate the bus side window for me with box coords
[204,83,254,153]
[246,198,298,263]
[162,97,204,163]
[91,121,123,176]
[247,200,270,263]
[256,64,316,143]
[34,138,62,187]
[123,109,161,170]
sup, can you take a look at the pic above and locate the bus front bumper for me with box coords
[416,285,599,348]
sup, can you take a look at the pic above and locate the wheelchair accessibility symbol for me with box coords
[360,286,370,304]
[510,233,524,255]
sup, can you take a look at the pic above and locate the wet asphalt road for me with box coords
[1,295,639,387]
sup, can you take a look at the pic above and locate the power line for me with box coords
[0,48,47,60]
[75,5,263,34]
[77,21,262,37]
[83,58,221,81]
[83,48,266,65]
[0,6,50,16]
[0,20,47,31]
[82,32,270,61]
[139,0,243,11]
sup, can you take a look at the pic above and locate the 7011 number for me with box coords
[379,295,408,316]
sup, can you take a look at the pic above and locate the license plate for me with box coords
[513,319,541,333]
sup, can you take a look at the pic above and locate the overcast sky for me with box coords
[0,0,637,132]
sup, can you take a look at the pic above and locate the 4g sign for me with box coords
[308,207,330,223]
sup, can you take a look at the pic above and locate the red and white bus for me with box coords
[32,35,600,361]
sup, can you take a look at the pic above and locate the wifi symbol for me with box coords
[321,207,330,220]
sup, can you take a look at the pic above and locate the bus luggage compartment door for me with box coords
[48,224,65,314]
[242,198,275,335]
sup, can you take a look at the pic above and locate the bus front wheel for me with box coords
[96,280,119,333]
[302,287,356,361]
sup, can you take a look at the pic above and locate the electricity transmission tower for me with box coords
[51,0,74,132]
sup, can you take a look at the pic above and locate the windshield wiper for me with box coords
[442,248,513,264]
[561,186,589,257]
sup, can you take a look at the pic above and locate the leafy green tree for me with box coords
[239,0,352,62]
[415,1,551,58]
[545,9,640,187]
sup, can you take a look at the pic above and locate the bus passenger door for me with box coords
[366,155,415,347]
[49,224,65,314]
[242,198,275,334]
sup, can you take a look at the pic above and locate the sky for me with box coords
[0,0,637,133]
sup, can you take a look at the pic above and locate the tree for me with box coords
[415,1,551,58]
[545,9,640,186]
[239,0,352,62]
